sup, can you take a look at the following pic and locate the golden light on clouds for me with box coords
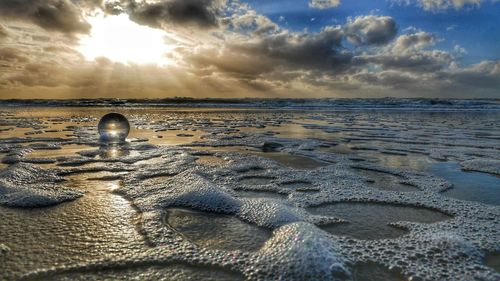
[77,14,175,65]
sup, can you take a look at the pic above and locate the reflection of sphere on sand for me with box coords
[98,145,130,159]
[98,113,130,144]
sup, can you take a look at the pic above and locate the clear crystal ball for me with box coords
[98,113,130,144]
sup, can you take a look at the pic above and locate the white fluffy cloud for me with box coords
[309,0,341,9]
[392,31,436,53]
[344,15,398,45]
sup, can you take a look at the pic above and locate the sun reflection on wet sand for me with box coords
[0,173,148,279]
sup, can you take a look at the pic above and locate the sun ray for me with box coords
[77,13,176,66]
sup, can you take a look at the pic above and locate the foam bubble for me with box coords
[253,222,351,280]
[0,243,9,255]
[0,163,83,207]
[462,159,500,176]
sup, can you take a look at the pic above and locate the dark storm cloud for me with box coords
[234,26,350,69]
[185,25,352,79]
[0,0,91,34]
[344,15,397,45]
[109,0,225,29]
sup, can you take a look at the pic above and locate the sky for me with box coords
[0,0,499,99]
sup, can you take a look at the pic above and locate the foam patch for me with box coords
[0,163,83,207]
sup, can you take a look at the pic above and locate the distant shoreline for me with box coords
[0,98,499,110]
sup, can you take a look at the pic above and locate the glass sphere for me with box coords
[98,113,130,144]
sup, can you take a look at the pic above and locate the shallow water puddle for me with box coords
[0,127,42,139]
[190,145,255,154]
[485,252,500,273]
[195,155,227,166]
[308,202,451,240]
[0,153,7,169]
[192,146,329,170]
[352,262,406,281]
[0,190,148,280]
[27,144,96,159]
[320,143,354,155]
[367,152,434,172]
[165,208,271,252]
[240,122,336,140]
[131,128,203,146]
[323,143,435,172]
[427,162,500,205]
[252,151,329,170]
[353,168,420,192]
[37,264,245,281]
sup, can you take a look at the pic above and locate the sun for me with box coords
[77,13,176,65]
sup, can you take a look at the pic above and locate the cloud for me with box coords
[0,47,30,63]
[344,15,397,45]
[420,0,481,10]
[0,25,8,40]
[453,44,467,56]
[390,0,490,11]
[391,31,436,53]
[0,2,498,99]
[445,60,500,89]
[353,70,421,88]
[446,24,457,31]
[2,35,499,98]
[182,24,352,81]
[346,59,500,98]
[353,31,452,73]
[222,5,279,36]
[234,26,349,70]
[179,5,350,79]
[309,0,341,9]
[0,0,91,34]
[356,51,454,73]
[107,0,226,29]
